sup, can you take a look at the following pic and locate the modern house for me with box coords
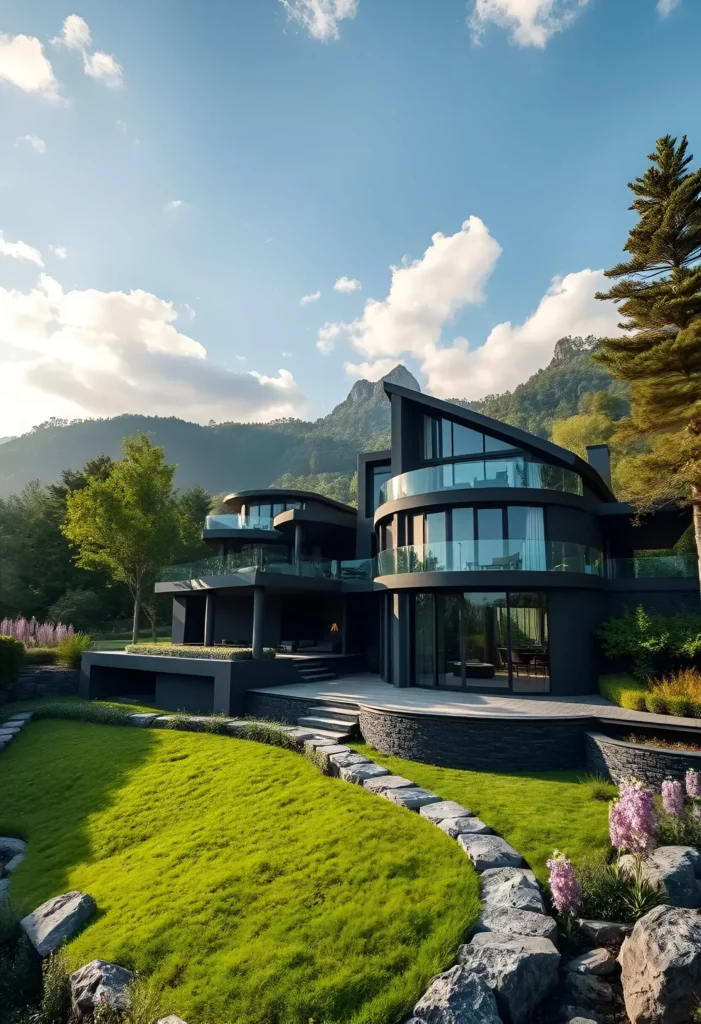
[153,381,697,696]
[82,381,697,714]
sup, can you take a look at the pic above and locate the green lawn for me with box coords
[350,742,615,882]
[0,720,480,1024]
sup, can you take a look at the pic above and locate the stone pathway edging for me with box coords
[2,709,560,1023]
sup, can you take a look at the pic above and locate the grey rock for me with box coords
[457,834,523,871]
[480,867,537,888]
[621,846,701,908]
[619,904,701,1024]
[563,973,616,1007]
[328,751,370,776]
[362,774,414,794]
[305,742,350,771]
[152,716,175,728]
[7,712,33,721]
[559,1011,603,1024]
[224,720,248,736]
[481,873,545,914]
[385,786,442,810]
[413,965,501,1023]
[438,816,492,837]
[303,735,341,750]
[578,919,632,944]
[313,744,350,755]
[0,878,10,905]
[565,948,617,977]
[3,852,25,874]
[21,890,96,956]
[70,959,136,1014]
[155,1018,189,1024]
[128,713,159,727]
[420,800,472,822]
[338,763,390,784]
[566,1019,600,1024]
[473,907,558,942]
[405,1020,428,1024]
[0,837,27,859]
[458,933,560,1024]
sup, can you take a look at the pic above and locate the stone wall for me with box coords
[586,730,701,787]
[245,691,325,724]
[359,707,591,772]
[11,667,80,701]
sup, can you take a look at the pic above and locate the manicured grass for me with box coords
[350,742,615,882]
[0,721,480,1024]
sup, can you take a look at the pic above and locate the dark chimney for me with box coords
[586,443,611,485]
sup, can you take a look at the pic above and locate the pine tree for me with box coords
[596,134,701,580]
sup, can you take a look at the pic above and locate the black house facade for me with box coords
[156,381,698,697]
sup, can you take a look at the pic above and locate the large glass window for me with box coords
[413,590,549,693]
[369,463,391,514]
[426,511,446,546]
[423,415,517,462]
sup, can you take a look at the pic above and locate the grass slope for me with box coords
[351,743,614,882]
[0,721,479,1024]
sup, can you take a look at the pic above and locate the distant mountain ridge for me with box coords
[0,345,619,498]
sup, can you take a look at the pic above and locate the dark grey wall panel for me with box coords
[548,588,605,695]
[155,673,214,714]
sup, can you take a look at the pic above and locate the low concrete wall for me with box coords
[358,707,591,772]
[586,730,701,787]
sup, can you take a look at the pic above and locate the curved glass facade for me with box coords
[378,457,583,506]
[377,540,602,576]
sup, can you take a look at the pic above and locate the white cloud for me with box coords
[0,273,306,436]
[165,199,187,215]
[50,245,68,259]
[316,321,346,354]
[333,275,362,293]
[0,33,59,98]
[469,0,590,48]
[52,15,92,50]
[657,0,680,16]
[279,0,359,41]
[83,50,123,87]
[17,135,47,154]
[344,357,401,381]
[300,290,321,305]
[0,231,44,267]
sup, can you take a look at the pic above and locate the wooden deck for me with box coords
[250,673,701,730]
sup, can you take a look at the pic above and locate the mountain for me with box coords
[0,366,419,498]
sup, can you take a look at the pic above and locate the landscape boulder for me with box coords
[328,751,370,776]
[413,965,501,1023]
[619,904,701,1023]
[70,959,136,1015]
[20,890,96,957]
[459,933,560,1024]
[0,836,27,860]
[338,763,390,784]
[155,1018,189,1024]
[621,846,701,909]
[473,906,558,942]
[457,834,523,871]
[578,919,631,944]
[565,948,617,977]
[437,816,492,837]
[481,871,544,914]
[385,787,442,810]
[362,774,414,794]
[563,973,617,1009]
[420,800,472,822]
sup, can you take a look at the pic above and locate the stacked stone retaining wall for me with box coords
[586,730,701,787]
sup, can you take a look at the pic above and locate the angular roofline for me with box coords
[223,489,357,516]
[383,381,617,501]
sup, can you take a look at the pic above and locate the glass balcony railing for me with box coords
[378,458,583,506]
[204,514,275,532]
[376,540,603,576]
[161,553,374,583]
[607,554,698,580]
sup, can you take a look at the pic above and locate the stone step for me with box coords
[296,716,353,740]
[297,671,338,682]
[313,705,359,724]
[298,725,351,742]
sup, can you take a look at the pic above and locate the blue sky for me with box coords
[0,0,699,435]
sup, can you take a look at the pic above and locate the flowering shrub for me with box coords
[0,616,74,649]
[687,769,701,798]
[546,851,580,917]
[609,777,658,854]
[662,778,685,818]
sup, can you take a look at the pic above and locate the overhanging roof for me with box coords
[223,489,357,516]
[383,381,617,502]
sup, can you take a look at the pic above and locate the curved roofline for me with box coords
[383,381,616,502]
[223,489,357,516]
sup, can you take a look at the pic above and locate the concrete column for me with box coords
[294,523,304,569]
[204,591,215,647]
[252,586,265,659]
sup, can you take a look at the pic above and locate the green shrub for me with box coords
[644,692,669,715]
[597,604,701,679]
[580,773,618,802]
[30,700,132,727]
[0,904,41,1017]
[239,719,298,752]
[0,636,25,686]
[576,854,665,924]
[92,995,121,1024]
[599,674,648,711]
[54,633,93,669]
[665,695,693,718]
[123,979,164,1024]
[125,644,276,660]
[22,648,57,667]
[30,949,71,1024]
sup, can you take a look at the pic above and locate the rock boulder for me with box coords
[20,890,96,957]
[473,906,558,942]
[413,965,501,1023]
[481,872,544,914]
[565,948,617,976]
[458,934,560,1024]
[457,834,523,871]
[420,800,472,822]
[70,959,136,1015]
[438,816,492,837]
[619,904,701,1023]
[621,847,701,909]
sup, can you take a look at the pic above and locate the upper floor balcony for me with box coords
[204,513,276,532]
[378,457,583,508]
[160,551,374,584]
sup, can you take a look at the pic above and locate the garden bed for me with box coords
[124,643,276,660]
[586,729,701,788]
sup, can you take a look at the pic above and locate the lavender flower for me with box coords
[662,778,685,819]
[609,776,658,854]
[0,615,74,648]
[686,769,701,799]
[546,850,581,917]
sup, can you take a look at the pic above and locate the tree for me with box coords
[596,134,701,578]
[62,434,186,643]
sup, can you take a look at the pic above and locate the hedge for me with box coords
[0,636,25,686]
[22,647,58,666]
[125,644,276,661]
[599,673,701,718]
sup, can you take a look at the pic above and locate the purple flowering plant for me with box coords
[662,778,685,819]
[609,776,658,855]
[546,850,581,920]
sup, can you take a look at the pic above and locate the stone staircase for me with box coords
[294,658,338,684]
[297,702,360,742]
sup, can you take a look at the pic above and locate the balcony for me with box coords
[378,457,583,507]
[204,514,276,532]
[376,540,603,576]
[160,552,374,584]
[607,554,698,580]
